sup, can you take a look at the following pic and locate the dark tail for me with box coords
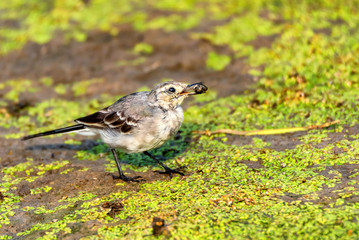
[21,124,85,141]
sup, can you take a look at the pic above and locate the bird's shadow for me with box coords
[25,125,196,167]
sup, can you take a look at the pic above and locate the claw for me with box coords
[112,174,144,182]
[155,166,185,178]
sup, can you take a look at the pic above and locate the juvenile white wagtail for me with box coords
[22,81,208,182]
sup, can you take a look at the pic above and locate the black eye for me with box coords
[168,87,176,93]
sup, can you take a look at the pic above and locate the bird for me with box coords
[22,81,208,182]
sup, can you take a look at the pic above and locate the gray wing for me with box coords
[75,92,153,134]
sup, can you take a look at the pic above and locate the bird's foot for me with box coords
[112,174,144,182]
[155,166,185,178]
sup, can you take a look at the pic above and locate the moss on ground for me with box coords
[1,0,359,239]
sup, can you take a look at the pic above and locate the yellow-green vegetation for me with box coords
[1,0,359,239]
[133,43,154,55]
[0,79,38,101]
[206,52,231,71]
[72,79,104,97]
[195,14,282,57]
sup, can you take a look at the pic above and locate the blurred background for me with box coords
[0,0,264,100]
[0,0,358,105]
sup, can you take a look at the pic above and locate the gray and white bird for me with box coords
[22,81,208,182]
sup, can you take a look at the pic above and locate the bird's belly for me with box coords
[112,134,162,153]
[101,108,184,153]
[107,127,176,153]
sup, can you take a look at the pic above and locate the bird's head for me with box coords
[148,81,208,110]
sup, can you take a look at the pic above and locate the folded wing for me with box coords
[75,92,152,134]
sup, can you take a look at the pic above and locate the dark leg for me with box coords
[111,149,142,182]
[144,151,185,178]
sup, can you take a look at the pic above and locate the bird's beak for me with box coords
[179,82,208,96]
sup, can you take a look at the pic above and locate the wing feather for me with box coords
[74,92,152,134]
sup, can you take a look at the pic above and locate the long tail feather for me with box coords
[21,124,85,141]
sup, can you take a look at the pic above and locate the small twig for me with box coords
[193,120,340,136]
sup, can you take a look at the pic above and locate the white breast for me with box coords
[157,106,184,140]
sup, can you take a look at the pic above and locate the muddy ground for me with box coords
[0,24,260,100]
[0,23,355,238]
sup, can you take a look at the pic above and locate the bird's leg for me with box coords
[144,151,185,178]
[111,149,143,182]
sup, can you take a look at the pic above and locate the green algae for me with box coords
[195,14,282,57]
[0,79,38,102]
[72,79,104,97]
[133,43,153,55]
[206,52,231,71]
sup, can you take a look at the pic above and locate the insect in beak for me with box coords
[179,82,208,96]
